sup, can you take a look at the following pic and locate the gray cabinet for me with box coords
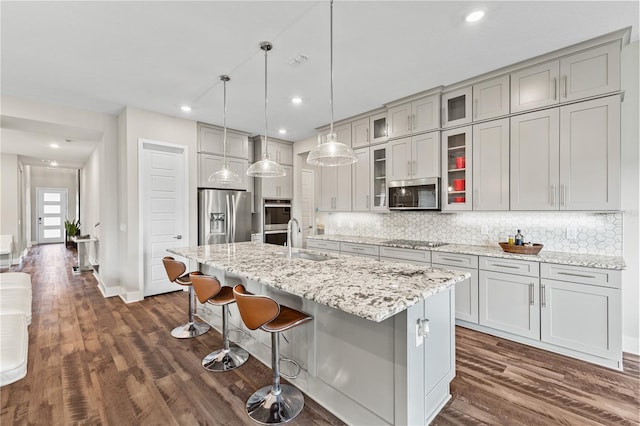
[472,118,509,210]
[351,117,370,149]
[370,144,388,211]
[432,252,479,324]
[511,41,620,113]
[352,147,371,211]
[266,140,293,166]
[319,122,352,147]
[199,124,249,159]
[198,154,248,190]
[473,75,510,121]
[387,94,439,139]
[388,132,440,182]
[442,87,472,128]
[340,242,379,260]
[441,126,472,211]
[380,246,430,265]
[511,96,620,211]
[262,165,293,199]
[320,165,351,211]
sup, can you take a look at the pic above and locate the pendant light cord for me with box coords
[264,45,269,153]
[329,0,334,136]
[222,76,228,166]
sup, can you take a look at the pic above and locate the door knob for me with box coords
[173,234,182,240]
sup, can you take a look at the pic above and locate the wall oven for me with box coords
[263,199,291,245]
[388,178,440,210]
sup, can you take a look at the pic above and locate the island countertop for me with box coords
[168,242,469,322]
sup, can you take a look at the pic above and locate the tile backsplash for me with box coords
[322,211,623,256]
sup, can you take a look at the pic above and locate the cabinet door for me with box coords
[388,137,411,181]
[199,126,224,154]
[226,132,249,159]
[387,103,412,139]
[473,75,510,121]
[412,94,440,133]
[412,131,440,179]
[441,127,472,211]
[442,87,472,128]
[335,165,352,211]
[352,148,371,211]
[199,154,246,190]
[352,117,370,148]
[541,279,621,359]
[559,96,620,210]
[560,42,620,102]
[267,141,293,166]
[320,123,352,147]
[510,109,560,210]
[479,271,540,340]
[472,118,509,210]
[319,168,336,211]
[278,166,294,199]
[510,61,560,113]
[261,175,278,198]
[370,112,388,144]
[433,263,479,324]
[370,144,388,211]
[227,158,248,190]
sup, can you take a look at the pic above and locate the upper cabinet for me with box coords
[266,139,293,166]
[442,87,472,128]
[198,154,248,190]
[441,126,472,211]
[387,132,440,182]
[351,117,370,149]
[472,118,510,211]
[198,123,249,159]
[511,42,620,113]
[253,136,294,200]
[352,147,371,211]
[387,94,440,139]
[319,122,352,147]
[473,75,510,121]
[351,111,388,149]
[510,95,620,211]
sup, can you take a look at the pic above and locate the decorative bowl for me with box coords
[498,242,543,255]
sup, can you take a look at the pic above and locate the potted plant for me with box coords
[64,218,81,248]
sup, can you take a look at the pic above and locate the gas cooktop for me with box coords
[382,239,448,249]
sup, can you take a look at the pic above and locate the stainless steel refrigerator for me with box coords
[198,189,252,245]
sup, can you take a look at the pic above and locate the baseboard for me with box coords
[95,273,120,298]
[623,335,640,355]
[118,290,143,304]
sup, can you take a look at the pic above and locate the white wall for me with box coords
[621,41,639,354]
[81,147,100,264]
[118,106,198,301]
[29,166,78,241]
[0,154,19,263]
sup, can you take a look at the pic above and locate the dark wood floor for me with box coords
[1,244,638,425]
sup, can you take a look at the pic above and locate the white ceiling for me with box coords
[1,1,638,168]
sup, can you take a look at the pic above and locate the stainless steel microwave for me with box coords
[388,178,440,210]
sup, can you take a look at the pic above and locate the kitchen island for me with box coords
[169,242,469,425]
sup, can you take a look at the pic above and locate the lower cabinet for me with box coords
[479,270,540,340]
[432,251,479,324]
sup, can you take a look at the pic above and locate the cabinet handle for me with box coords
[412,114,416,130]
[560,184,566,206]
[550,184,556,206]
[529,283,534,306]
[563,75,568,98]
[407,161,411,177]
[541,284,546,308]
[490,263,520,270]
[557,271,597,279]
[552,78,557,100]
[350,247,365,251]
[412,160,416,176]
[407,116,411,131]
[441,257,463,263]
[474,99,478,119]
[366,195,370,209]
[366,128,370,142]
[473,189,478,209]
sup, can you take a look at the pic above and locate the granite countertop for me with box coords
[168,242,469,323]
[308,235,626,270]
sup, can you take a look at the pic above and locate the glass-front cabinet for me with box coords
[442,87,472,128]
[441,126,472,211]
[371,144,388,211]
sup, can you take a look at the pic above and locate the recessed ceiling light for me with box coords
[50,143,59,148]
[465,10,485,23]
[50,161,58,166]
[278,129,287,135]
[291,97,302,104]
[180,105,192,112]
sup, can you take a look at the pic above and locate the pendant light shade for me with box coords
[247,42,287,178]
[307,0,358,167]
[208,75,242,186]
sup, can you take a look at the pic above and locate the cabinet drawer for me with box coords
[340,242,380,257]
[540,263,620,289]
[479,256,539,277]
[380,247,430,264]
[431,252,478,268]
[306,239,340,253]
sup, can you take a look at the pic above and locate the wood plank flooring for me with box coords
[1,244,639,425]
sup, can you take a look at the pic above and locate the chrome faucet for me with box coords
[286,218,301,259]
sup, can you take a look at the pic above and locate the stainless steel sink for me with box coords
[279,251,335,262]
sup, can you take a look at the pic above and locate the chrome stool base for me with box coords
[171,321,210,339]
[246,384,304,425]
[202,345,249,372]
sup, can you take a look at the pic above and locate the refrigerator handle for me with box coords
[230,194,237,243]
[225,194,231,244]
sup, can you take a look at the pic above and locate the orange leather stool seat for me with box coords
[162,256,210,339]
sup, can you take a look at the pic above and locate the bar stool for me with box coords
[190,274,249,371]
[233,284,312,425]
[162,256,210,339]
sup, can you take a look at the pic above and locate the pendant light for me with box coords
[208,75,242,185]
[307,0,358,167]
[246,42,287,178]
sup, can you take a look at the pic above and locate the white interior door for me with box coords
[301,169,314,248]
[141,141,188,297]
[36,188,67,244]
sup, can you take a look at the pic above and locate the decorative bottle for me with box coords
[515,229,524,246]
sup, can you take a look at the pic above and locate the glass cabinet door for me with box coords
[371,143,388,211]
[442,127,472,211]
